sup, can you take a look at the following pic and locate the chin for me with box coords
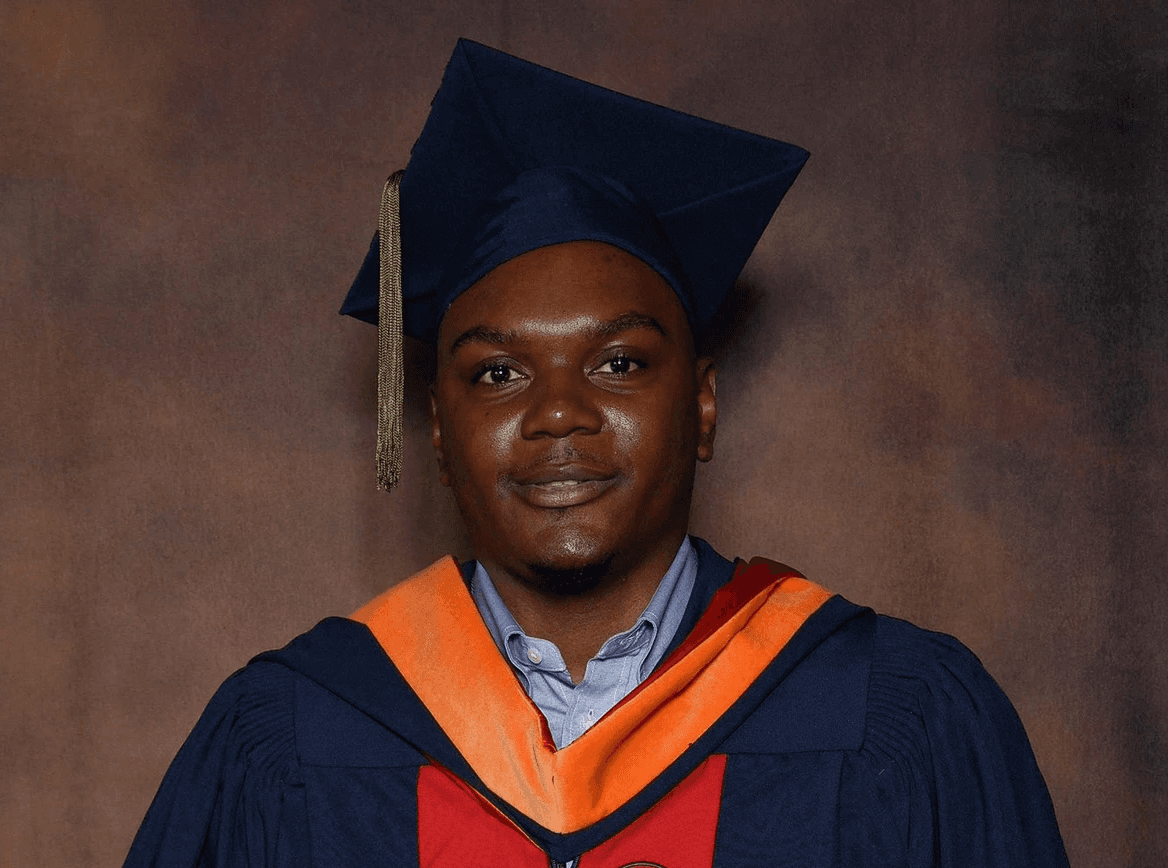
[511,527,619,596]
[523,556,615,597]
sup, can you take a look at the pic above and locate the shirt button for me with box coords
[527,648,542,665]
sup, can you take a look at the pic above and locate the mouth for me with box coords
[508,463,618,509]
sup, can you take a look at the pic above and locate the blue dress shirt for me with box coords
[470,537,698,749]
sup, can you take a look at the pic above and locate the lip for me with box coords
[508,463,618,508]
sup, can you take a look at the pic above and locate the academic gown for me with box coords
[123,540,1069,867]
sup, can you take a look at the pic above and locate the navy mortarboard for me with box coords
[340,39,809,488]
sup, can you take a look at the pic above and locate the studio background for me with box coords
[2,2,1164,866]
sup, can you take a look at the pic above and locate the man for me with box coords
[124,40,1069,867]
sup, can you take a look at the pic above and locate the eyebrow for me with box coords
[448,312,668,354]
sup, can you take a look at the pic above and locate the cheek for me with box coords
[482,412,523,465]
[608,395,698,480]
[444,405,523,490]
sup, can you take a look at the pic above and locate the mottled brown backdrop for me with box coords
[2,1,1165,865]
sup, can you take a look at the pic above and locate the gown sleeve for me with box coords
[122,662,309,868]
[862,617,1069,867]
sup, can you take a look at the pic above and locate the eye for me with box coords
[594,354,643,376]
[473,362,522,386]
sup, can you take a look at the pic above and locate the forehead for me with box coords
[437,241,692,352]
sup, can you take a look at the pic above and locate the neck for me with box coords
[479,536,684,683]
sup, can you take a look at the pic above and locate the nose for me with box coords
[520,372,603,440]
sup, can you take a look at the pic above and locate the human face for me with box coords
[431,241,717,594]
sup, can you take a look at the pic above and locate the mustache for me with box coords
[501,445,616,484]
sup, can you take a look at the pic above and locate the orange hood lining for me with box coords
[351,555,831,833]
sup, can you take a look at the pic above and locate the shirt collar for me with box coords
[470,538,698,678]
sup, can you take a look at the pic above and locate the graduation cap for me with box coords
[341,39,808,489]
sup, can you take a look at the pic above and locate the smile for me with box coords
[509,467,618,509]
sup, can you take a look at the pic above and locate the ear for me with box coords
[695,358,717,463]
[429,385,452,487]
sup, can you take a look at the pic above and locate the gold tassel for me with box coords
[376,170,406,490]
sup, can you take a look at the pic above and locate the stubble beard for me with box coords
[522,553,617,597]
